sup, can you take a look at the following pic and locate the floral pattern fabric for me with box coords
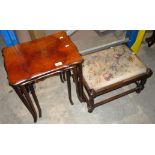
[82,45,147,91]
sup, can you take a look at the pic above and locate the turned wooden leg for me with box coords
[76,64,85,102]
[136,78,147,94]
[72,67,83,102]
[87,97,94,113]
[87,90,95,113]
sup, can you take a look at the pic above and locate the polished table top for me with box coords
[2,32,82,85]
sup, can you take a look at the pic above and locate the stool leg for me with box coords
[29,84,42,118]
[72,67,82,102]
[77,64,85,102]
[136,78,147,94]
[66,70,74,105]
[139,78,147,90]
[21,85,37,122]
[87,96,94,113]
[12,86,37,123]
[135,81,141,93]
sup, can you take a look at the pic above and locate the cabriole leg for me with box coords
[12,85,37,123]
[66,70,74,105]
[20,85,37,122]
[29,84,42,118]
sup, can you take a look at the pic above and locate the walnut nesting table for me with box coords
[2,32,84,122]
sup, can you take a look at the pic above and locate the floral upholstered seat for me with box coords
[83,45,147,91]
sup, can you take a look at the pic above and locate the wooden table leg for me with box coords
[62,71,66,81]
[12,85,37,123]
[20,85,37,122]
[29,84,42,118]
[60,72,64,83]
[66,70,74,105]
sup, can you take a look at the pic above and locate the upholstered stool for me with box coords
[82,45,153,112]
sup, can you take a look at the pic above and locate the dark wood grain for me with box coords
[2,31,82,85]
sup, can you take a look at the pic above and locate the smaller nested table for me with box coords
[2,31,84,122]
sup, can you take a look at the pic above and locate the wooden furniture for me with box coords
[2,31,84,122]
[146,31,155,47]
[82,44,153,112]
